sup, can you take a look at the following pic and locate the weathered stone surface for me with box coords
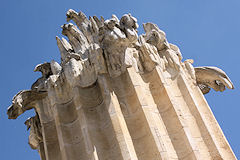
[195,66,234,94]
[7,9,236,160]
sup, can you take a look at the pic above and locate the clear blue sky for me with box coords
[0,0,239,159]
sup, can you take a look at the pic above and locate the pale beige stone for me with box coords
[7,9,236,160]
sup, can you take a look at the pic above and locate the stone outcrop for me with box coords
[7,10,236,160]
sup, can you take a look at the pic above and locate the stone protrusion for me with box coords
[195,66,234,94]
[7,90,47,119]
[25,115,43,150]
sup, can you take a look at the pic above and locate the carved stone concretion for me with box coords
[66,9,94,43]
[143,22,169,51]
[100,14,138,77]
[25,115,42,150]
[34,62,52,78]
[195,66,234,94]
[120,14,139,42]
[32,62,54,92]
[7,9,237,160]
[142,23,181,71]
[183,59,196,80]
[56,36,74,64]
[50,60,62,75]
[61,23,90,59]
[138,35,160,72]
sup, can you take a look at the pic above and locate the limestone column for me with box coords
[111,68,179,160]
[97,74,139,160]
[47,75,91,160]
[36,98,62,160]
[177,67,236,159]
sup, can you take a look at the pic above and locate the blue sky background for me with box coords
[0,0,239,159]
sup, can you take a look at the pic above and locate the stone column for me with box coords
[177,67,236,159]
[36,98,62,160]
[97,74,139,160]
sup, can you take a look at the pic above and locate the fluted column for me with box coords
[178,67,237,159]
[47,75,91,160]
[118,67,179,160]
[97,74,139,160]
[143,66,213,159]
[35,98,62,160]
[74,85,105,160]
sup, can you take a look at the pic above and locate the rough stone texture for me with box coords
[7,10,236,160]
